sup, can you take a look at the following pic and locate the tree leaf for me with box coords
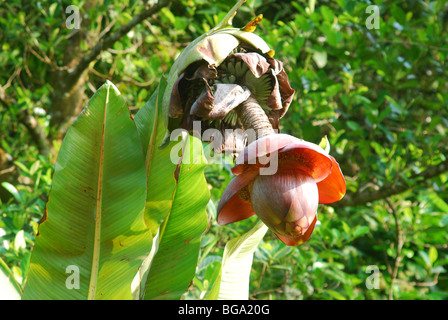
[318,135,330,153]
[0,257,22,300]
[22,81,153,300]
[1,182,21,203]
[428,193,448,213]
[429,247,438,265]
[312,50,327,68]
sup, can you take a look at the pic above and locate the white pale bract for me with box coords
[250,170,318,238]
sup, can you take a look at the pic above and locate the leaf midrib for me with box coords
[87,85,109,299]
[144,90,159,177]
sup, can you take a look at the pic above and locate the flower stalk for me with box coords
[235,96,275,139]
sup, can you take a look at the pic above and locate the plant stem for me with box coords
[235,95,275,139]
[211,0,247,31]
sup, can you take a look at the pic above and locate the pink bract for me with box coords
[217,133,346,246]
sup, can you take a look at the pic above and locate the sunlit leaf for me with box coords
[22,81,153,300]
[207,220,268,300]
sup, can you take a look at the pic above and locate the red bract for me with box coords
[217,134,346,246]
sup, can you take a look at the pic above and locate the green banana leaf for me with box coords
[207,220,268,300]
[133,79,210,300]
[143,134,209,300]
[22,81,153,300]
[132,79,175,299]
[134,78,176,235]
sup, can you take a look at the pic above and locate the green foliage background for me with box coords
[1,0,447,300]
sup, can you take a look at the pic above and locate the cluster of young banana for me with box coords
[215,53,274,127]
